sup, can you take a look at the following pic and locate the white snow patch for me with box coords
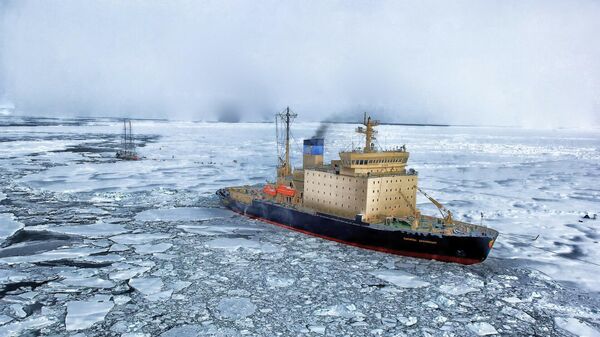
[467,322,498,336]
[65,295,114,331]
[555,317,600,337]
[217,297,256,319]
[135,207,233,222]
[370,269,430,288]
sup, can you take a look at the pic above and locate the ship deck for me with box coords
[224,186,499,239]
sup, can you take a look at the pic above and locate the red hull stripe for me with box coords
[231,210,481,265]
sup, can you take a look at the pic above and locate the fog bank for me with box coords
[1,0,599,127]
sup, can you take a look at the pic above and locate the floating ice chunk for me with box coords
[61,277,115,289]
[0,213,24,243]
[170,280,192,292]
[308,325,326,334]
[135,207,233,222]
[113,295,131,306]
[0,246,107,264]
[467,322,498,336]
[129,277,164,295]
[109,244,130,252]
[398,316,418,326]
[369,270,430,288]
[314,304,362,319]
[65,295,114,331]
[0,315,55,337]
[178,224,262,236]
[217,297,256,319]
[122,333,151,337]
[206,238,280,253]
[10,304,27,318]
[266,276,295,288]
[133,243,172,254]
[0,269,29,283]
[501,296,522,304]
[423,301,439,309]
[500,306,535,323]
[159,325,203,337]
[110,233,170,245]
[109,266,151,281]
[438,283,479,296]
[48,222,128,238]
[145,290,173,302]
[0,192,5,202]
[554,317,600,337]
[0,314,13,325]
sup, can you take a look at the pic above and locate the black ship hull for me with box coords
[217,189,495,264]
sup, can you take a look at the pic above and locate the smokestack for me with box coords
[303,138,324,169]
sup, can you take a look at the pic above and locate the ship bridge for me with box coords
[300,114,419,223]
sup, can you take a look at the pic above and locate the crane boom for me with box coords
[417,188,454,225]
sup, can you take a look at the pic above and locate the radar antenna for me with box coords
[275,107,297,179]
[355,112,379,152]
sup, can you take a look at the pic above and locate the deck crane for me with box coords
[417,188,454,225]
[397,189,421,229]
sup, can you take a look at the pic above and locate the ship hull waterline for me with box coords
[217,189,495,265]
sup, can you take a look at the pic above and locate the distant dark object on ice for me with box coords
[581,213,597,220]
[116,119,140,161]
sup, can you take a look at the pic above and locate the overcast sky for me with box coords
[1,0,599,127]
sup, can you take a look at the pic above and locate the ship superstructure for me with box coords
[218,108,498,264]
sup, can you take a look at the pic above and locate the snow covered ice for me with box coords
[0,116,599,336]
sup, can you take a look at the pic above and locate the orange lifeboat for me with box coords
[276,185,296,197]
[263,185,277,196]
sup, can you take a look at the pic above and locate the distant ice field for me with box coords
[0,116,599,336]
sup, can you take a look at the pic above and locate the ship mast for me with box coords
[276,107,297,179]
[356,112,379,152]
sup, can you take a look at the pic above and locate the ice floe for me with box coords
[205,238,281,253]
[133,243,172,254]
[128,277,164,295]
[48,222,129,238]
[0,213,24,244]
[65,295,114,331]
[314,304,364,319]
[0,315,55,337]
[109,233,171,245]
[0,246,107,264]
[177,223,263,236]
[135,207,233,222]
[554,317,600,337]
[467,322,498,336]
[369,269,430,288]
[109,265,151,281]
[216,297,256,319]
